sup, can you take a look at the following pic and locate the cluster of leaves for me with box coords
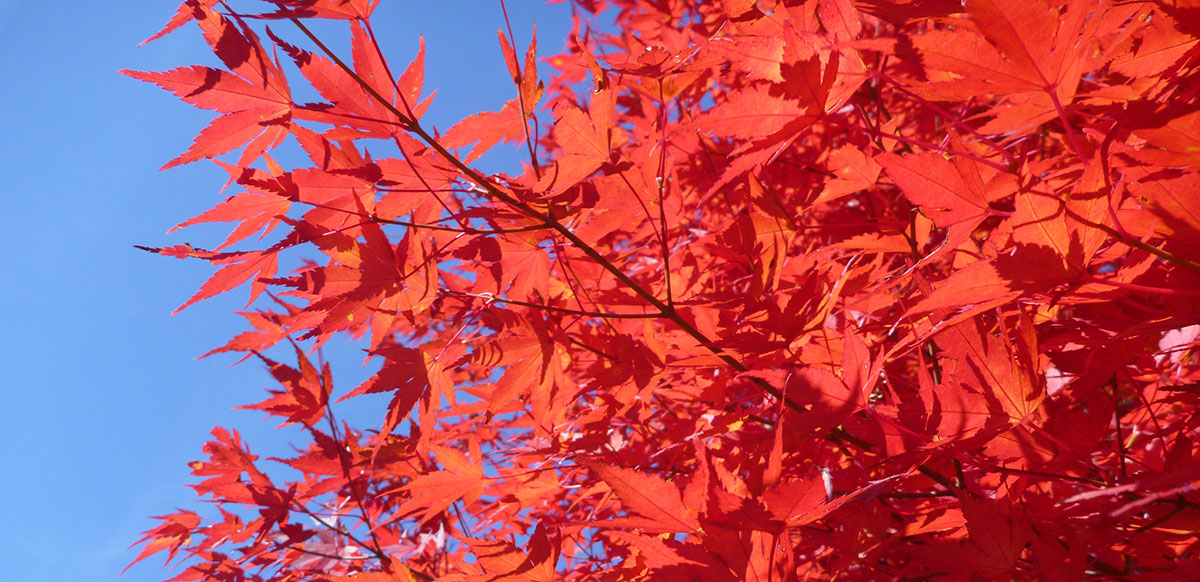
[125,0,1200,579]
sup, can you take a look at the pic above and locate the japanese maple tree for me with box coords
[125,0,1200,580]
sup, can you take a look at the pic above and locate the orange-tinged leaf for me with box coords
[816,145,882,205]
[583,460,702,533]
[140,0,220,45]
[192,4,290,94]
[496,26,542,117]
[1011,190,1086,276]
[745,175,797,291]
[398,466,484,525]
[165,110,289,170]
[395,36,427,115]
[721,0,757,18]
[280,35,423,137]
[519,27,542,112]
[124,3,292,170]
[696,84,805,141]
[765,403,785,488]
[120,66,289,114]
[171,188,291,250]
[477,331,552,412]
[1126,166,1200,243]
[174,249,278,314]
[938,315,1044,424]
[907,260,1020,316]
[440,99,526,164]
[966,0,1058,88]
[265,0,378,20]
[877,151,989,228]
[462,523,559,581]
[912,27,1033,98]
[604,530,719,574]
[707,34,786,83]
[818,0,864,42]
[538,98,610,195]
[350,20,396,106]
[497,29,521,89]
[430,444,478,476]
[878,151,991,263]
[1109,13,1198,80]
[122,510,200,573]
[340,345,449,439]
[841,323,873,399]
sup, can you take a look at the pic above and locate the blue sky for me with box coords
[0,2,575,580]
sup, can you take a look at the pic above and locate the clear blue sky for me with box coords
[0,2,574,580]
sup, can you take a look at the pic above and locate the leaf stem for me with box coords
[1048,89,1088,166]
[289,501,385,564]
[831,116,1009,172]
[1082,275,1200,297]
[657,84,674,307]
[873,71,1016,167]
[284,544,371,561]
[1111,379,1128,481]
[1061,205,1200,274]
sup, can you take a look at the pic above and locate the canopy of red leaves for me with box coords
[125,0,1200,580]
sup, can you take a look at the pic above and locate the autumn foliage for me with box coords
[124,0,1200,579]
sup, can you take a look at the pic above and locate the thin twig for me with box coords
[284,544,371,561]
[656,83,674,306]
[318,374,389,564]
[442,289,660,319]
[302,199,549,235]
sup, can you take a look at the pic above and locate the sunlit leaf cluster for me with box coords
[126,0,1200,579]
